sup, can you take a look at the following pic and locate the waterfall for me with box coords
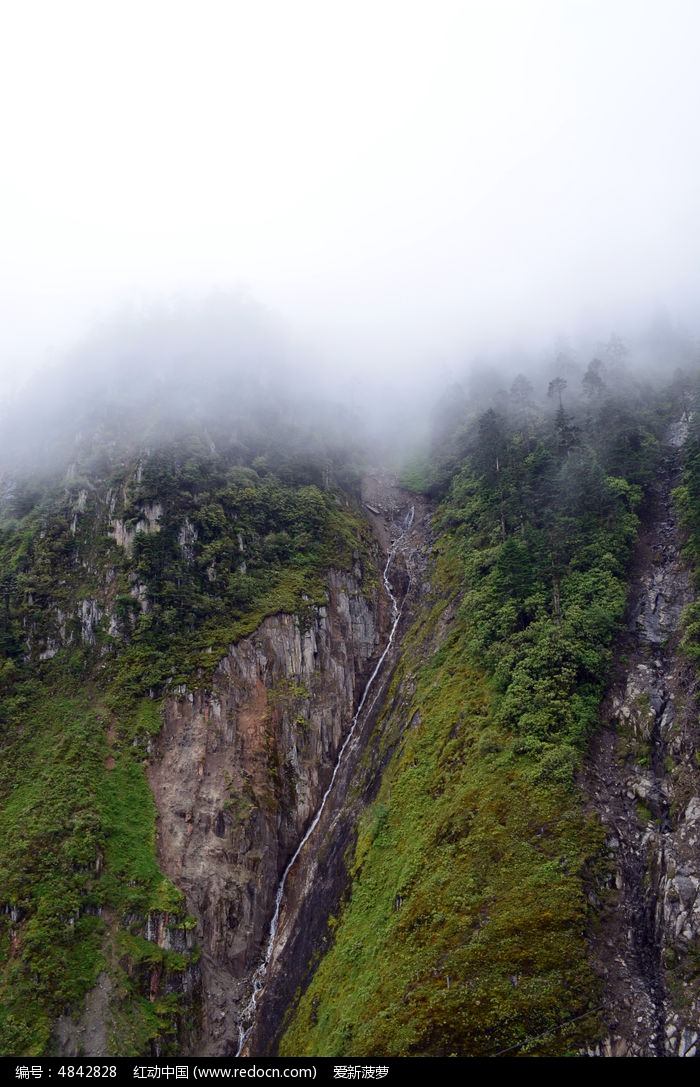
[236,505,415,1055]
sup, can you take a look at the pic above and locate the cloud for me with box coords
[0,0,699,387]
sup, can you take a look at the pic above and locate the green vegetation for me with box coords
[280,369,672,1056]
[109,453,372,702]
[1,344,695,1058]
[443,404,657,759]
[0,419,374,1056]
[0,691,196,1055]
[675,408,700,665]
[280,600,606,1056]
[0,434,373,711]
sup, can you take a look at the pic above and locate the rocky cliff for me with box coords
[241,483,432,1057]
[148,568,388,1054]
[5,360,700,1060]
[146,474,431,1056]
[0,432,385,1057]
[585,419,700,1056]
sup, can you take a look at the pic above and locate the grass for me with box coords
[279,593,606,1057]
[0,690,196,1056]
[0,445,378,1057]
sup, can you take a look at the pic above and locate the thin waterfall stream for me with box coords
[236,505,415,1055]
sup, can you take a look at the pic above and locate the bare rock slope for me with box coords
[148,475,431,1055]
[585,420,700,1057]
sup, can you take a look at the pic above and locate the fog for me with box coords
[2,1,700,399]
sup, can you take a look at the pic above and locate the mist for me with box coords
[1,1,700,429]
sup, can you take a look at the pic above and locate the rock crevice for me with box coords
[148,568,388,1055]
[585,422,700,1057]
[147,476,432,1057]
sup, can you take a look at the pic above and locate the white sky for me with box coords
[1,0,699,386]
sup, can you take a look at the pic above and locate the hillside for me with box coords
[2,337,700,1057]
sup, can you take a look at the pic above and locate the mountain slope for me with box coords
[0,411,378,1055]
[582,418,700,1056]
[2,340,700,1057]
[279,383,667,1056]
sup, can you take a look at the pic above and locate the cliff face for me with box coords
[585,421,700,1056]
[6,377,700,1060]
[53,912,201,1059]
[0,431,384,1057]
[241,484,432,1057]
[148,569,389,1055]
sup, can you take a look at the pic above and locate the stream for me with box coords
[236,505,416,1055]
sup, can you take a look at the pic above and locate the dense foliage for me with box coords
[443,385,661,767]
[0,335,693,1058]
[0,417,374,1056]
[280,367,673,1056]
[674,393,700,664]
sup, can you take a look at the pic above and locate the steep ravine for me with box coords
[147,476,431,1056]
[584,419,700,1056]
[241,477,432,1057]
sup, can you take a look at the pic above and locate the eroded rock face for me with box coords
[585,424,700,1057]
[241,488,433,1058]
[148,570,387,1055]
[52,911,200,1058]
